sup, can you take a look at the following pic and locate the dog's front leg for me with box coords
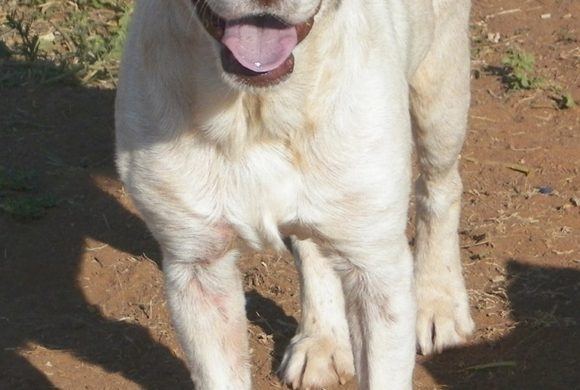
[410,0,474,355]
[160,223,250,390]
[279,238,355,389]
[335,234,416,390]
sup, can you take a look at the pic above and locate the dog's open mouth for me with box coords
[193,1,315,86]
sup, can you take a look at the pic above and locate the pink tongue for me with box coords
[222,19,298,73]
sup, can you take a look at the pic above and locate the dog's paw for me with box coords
[278,334,354,389]
[416,282,475,355]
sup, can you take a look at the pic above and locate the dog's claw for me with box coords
[416,283,475,355]
[279,335,354,389]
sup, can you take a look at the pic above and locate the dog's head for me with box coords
[188,0,323,87]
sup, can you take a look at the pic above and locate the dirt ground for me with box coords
[1,0,579,389]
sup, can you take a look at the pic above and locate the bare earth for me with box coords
[1,0,579,389]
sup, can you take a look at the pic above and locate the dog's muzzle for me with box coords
[192,0,317,86]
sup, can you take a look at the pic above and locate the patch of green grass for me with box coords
[501,49,543,90]
[556,92,576,109]
[0,41,11,58]
[0,10,77,86]
[0,166,58,220]
[547,86,577,110]
[0,166,37,191]
[66,5,131,83]
[0,194,57,219]
[1,0,132,87]
[5,11,40,62]
[0,60,78,87]
[500,48,576,110]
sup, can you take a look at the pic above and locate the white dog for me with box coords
[115,0,474,388]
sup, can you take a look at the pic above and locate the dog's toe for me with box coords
[279,334,354,389]
[416,289,475,355]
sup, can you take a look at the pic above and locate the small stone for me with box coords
[537,186,553,195]
[491,275,506,283]
[487,32,501,43]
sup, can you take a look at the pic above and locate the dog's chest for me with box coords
[217,143,310,250]
[187,94,331,250]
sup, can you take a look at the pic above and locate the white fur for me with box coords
[115,0,474,389]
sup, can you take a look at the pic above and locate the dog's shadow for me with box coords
[423,260,580,389]
[0,56,298,390]
[246,290,298,373]
[0,62,194,388]
[245,259,580,389]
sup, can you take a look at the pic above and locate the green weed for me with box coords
[552,90,576,110]
[0,166,37,191]
[0,195,57,219]
[0,167,58,220]
[5,11,40,62]
[0,41,11,58]
[558,92,576,109]
[500,48,576,109]
[501,49,543,90]
[1,0,132,87]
